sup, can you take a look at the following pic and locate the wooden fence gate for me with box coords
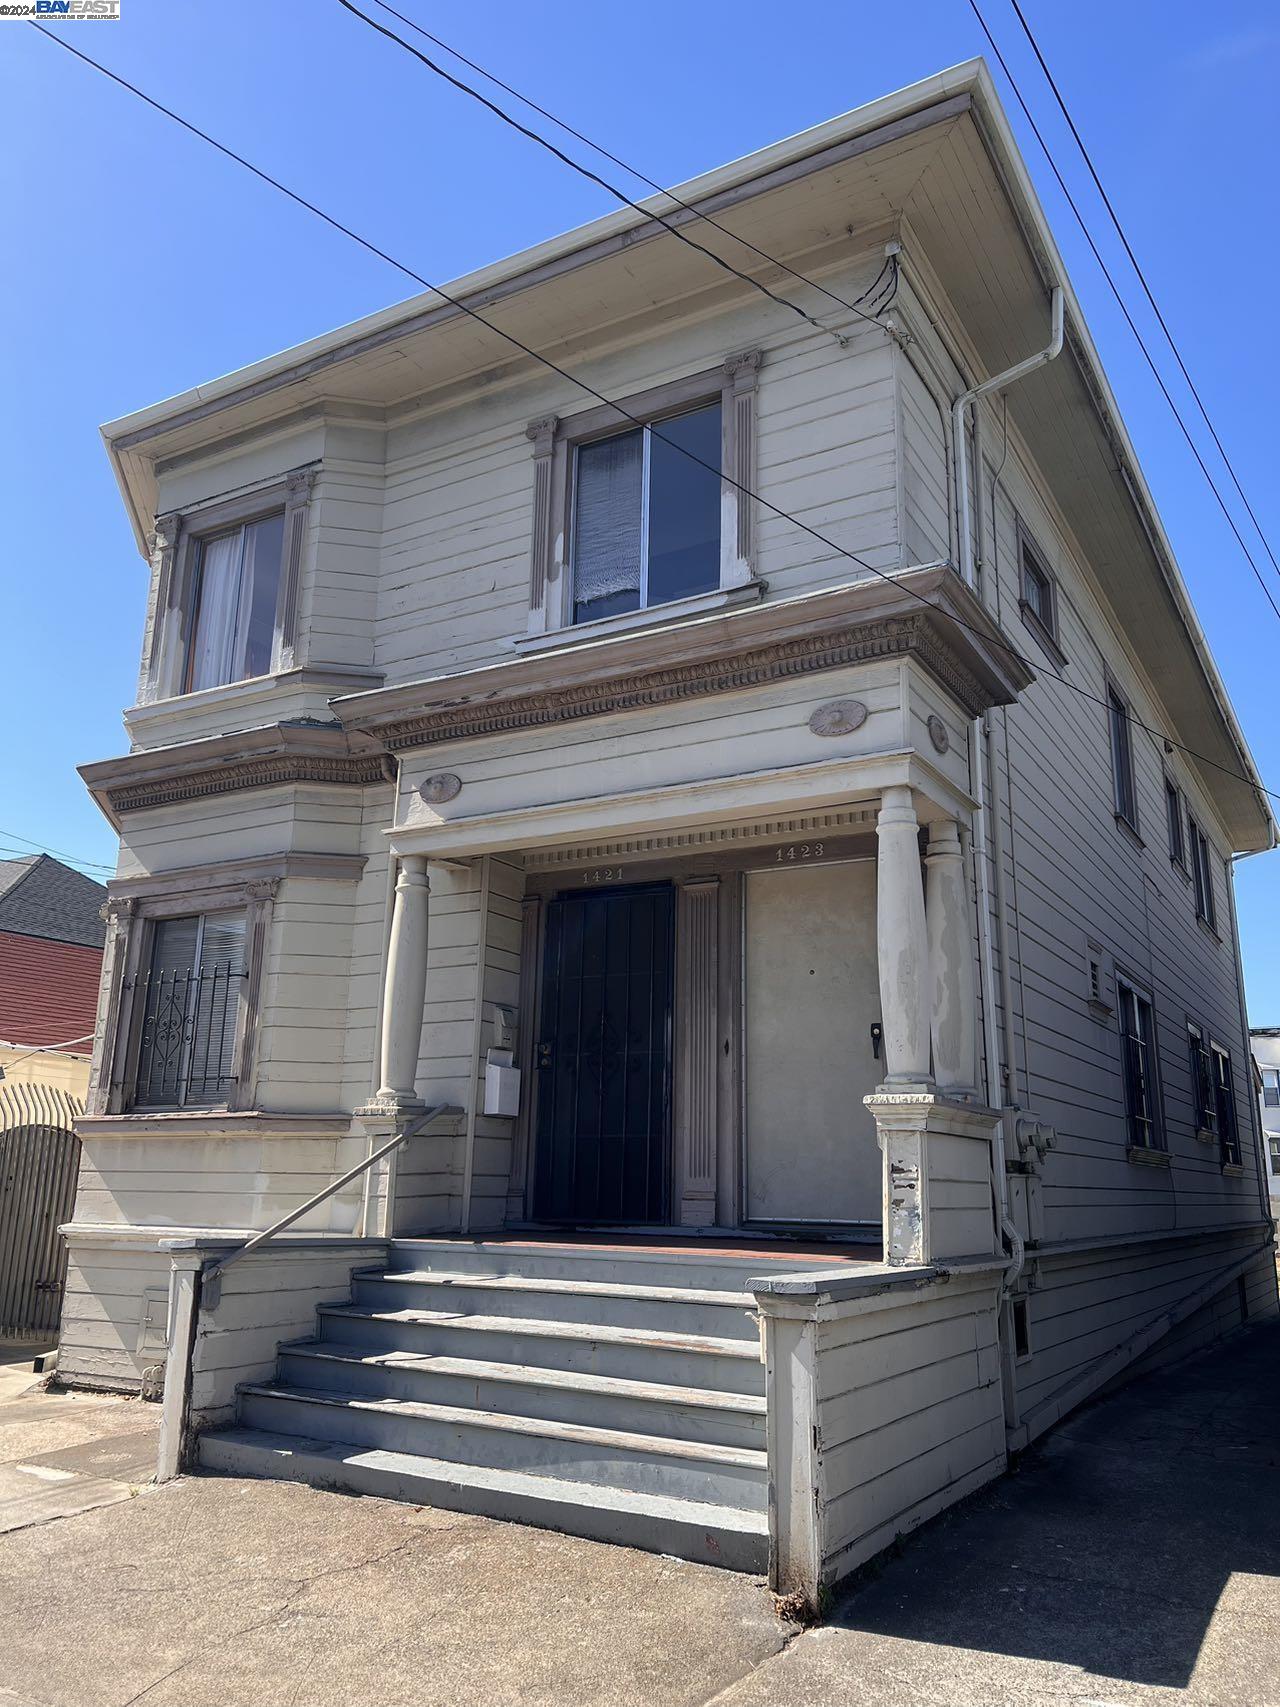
[0,1081,82,1341]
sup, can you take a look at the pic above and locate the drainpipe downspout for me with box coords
[952,286,1064,1294]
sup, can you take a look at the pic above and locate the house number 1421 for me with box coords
[583,867,624,884]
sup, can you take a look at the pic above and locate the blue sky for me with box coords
[2,0,1279,1016]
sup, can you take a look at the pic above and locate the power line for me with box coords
[27,23,1277,826]
[1005,0,1280,588]
[0,832,114,873]
[966,0,1280,628]
[357,0,901,336]
[334,0,895,347]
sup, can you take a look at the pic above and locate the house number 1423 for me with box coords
[775,842,825,862]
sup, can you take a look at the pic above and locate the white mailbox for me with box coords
[484,1048,521,1117]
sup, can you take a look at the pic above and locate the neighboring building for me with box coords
[0,854,106,1097]
[63,61,1277,1606]
[1251,1028,1280,1213]
[0,855,106,1341]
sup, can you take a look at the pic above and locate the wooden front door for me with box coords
[533,884,674,1224]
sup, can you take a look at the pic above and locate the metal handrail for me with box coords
[202,1105,448,1292]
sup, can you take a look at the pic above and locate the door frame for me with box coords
[514,821,880,1232]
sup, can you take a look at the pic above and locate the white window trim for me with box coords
[522,352,763,642]
[92,865,280,1117]
[139,466,316,705]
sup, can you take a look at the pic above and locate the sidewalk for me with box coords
[0,1324,1275,1705]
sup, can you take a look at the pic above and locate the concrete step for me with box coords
[388,1236,862,1293]
[277,1342,767,1449]
[198,1426,769,1572]
[316,1304,765,1395]
[237,1384,768,1510]
[354,1271,759,1341]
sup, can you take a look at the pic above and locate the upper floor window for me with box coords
[186,512,286,692]
[1165,777,1186,869]
[572,404,721,625]
[1262,1067,1280,1109]
[522,352,762,644]
[1108,685,1139,832]
[129,911,247,1109]
[1118,978,1163,1150]
[1016,522,1064,662]
[1187,816,1217,930]
[138,467,314,707]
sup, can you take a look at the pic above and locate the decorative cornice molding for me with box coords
[375,609,989,752]
[102,751,384,816]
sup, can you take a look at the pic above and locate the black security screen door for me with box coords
[533,885,674,1224]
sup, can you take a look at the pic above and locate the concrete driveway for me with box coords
[0,1322,1276,1706]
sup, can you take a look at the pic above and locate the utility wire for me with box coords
[335,0,895,346]
[0,831,114,873]
[28,23,1278,824]
[357,0,902,339]
[1005,0,1280,588]
[967,0,1280,627]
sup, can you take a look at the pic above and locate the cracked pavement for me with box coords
[0,1322,1277,1705]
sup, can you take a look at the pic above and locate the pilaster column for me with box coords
[925,817,978,1098]
[370,855,431,1112]
[875,786,932,1088]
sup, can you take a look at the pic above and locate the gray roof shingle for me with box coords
[0,855,107,948]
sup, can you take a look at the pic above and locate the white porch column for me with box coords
[373,854,431,1111]
[875,785,932,1088]
[925,817,978,1098]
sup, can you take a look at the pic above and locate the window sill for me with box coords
[1086,998,1114,1022]
[1221,1162,1245,1177]
[79,1110,355,1141]
[515,579,765,654]
[1126,1144,1171,1168]
[1114,812,1144,850]
[1170,857,1191,884]
[126,664,385,731]
[1018,600,1068,668]
[1195,914,1222,946]
[1194,1126,1219,1146]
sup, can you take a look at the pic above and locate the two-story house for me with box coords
[61,60,1277,1608]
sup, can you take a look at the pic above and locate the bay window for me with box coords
[185,512,285,692]
[130,912,247,1109]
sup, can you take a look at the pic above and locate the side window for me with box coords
[1108,685,1139,832]
[1211,1045,1241,1167]
[1165,777,1186,869]
[1188,1022,1216,1138]
[1262,1067,1280,1110]
[1016,523,1064,660]
[1118,978,1163,1150]
[1188,817,1217,931]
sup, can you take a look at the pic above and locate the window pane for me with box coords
[1022,550,1049,627]
[646,404,722,607]
[1109,691,1135,825]
[188,912,247,1103]
[573,430,644,621]
[134,915,201,1107]
[1165,782,1184,863]
[188,530,244,692]
[234,512,285,681]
